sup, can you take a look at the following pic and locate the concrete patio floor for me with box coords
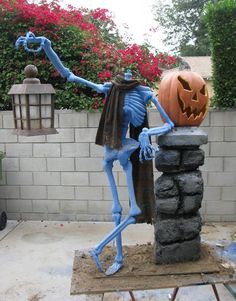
[0,220,236,301]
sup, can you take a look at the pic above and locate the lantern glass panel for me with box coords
[41,94,52,128]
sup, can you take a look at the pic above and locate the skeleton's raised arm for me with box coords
[138,92,174,162]
[15,32,106,94]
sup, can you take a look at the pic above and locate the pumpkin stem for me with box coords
[178,57,191,71]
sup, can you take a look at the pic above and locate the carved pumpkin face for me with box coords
[158,70,209,126]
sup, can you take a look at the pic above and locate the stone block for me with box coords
[47,158,75,171]
[20,186,47,199]
[61,143,89,157]
[155,150,180,172]
[154,214,201,244]
[20,158,46,171]
[175,171,203,195]
[154,175,178,198]
[33,143,60,157]
[46,129,74,143]
[6,143,32,157]
[182,194,203,214]
[182,149,205,168]
[61,172,89,186]
[154,236,201,264]
[59,111,87,128]
[32,199,60,213]
[157,127,208,148]
[48,186,75,199]
[155,196,179,215]
[33,172,60,185]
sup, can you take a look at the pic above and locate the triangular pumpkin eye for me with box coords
[200,84,206,95]
[178,76,192,91]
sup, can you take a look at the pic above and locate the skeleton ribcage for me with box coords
[123,90,147,127]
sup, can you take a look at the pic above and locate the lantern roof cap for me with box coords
[8,64,55,95]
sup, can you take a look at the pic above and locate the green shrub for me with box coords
[0,0,176,111]
[205,0,236,108]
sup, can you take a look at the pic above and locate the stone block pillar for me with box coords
[154,127,208,264]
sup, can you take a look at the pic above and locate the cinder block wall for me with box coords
[0,109,236,222]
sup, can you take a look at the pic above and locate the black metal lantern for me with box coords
[8,65,58,136]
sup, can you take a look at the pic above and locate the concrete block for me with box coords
[118,171,127,186]
[200,157,223,172]
[210,110,236,126]
[61,172,89,186]
[90,172,116,186]
[224,157,236,171]
[0,114,3,128]
[88,112,102,127]
[0,144,5,152]
[147,109,163,127]
[20,186,47,199]
[206,200,235,215]
[200,113,210,127]
[220,215,236,222]
[200,143,209,157]
[21,213,48,220]
[18,135,46,143]
[47,158,75,171]
[61,143,89,157]
[47,213,77,221]
[2,158,19,171]
[20,158,46,171]
[75,186,103,200]
[0,130,18,142]
[7,199,33,213]
[32,199,60,213]
[208,172,236,186]
[75,128,97,142]
[210,142,236,157]
[203,186,221,201]
[90,143,104,157]
[0,186,20,198]
[6,143,32,157]
[60,200,88,214]
[76,158,102,171]
[2,113,14,128]
[33,143,60,157]
[204,127,224,141]
[103,186,128,201]
[225,127,236,141]
[33,172,60,185]
[48,186,75,199]
[88,200,111,214]
[46,129,74,143]
[6,212,22,220]
[0,199,6,210]
[7,171,33,185]
[222,187,236,200]
[59,111,87,128]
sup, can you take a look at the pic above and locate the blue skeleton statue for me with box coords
[16,32,174,275]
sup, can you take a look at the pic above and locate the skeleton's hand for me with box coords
[138,128,157,163]
[16,32,49,53]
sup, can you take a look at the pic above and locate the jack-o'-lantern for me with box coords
[158,69,209,126]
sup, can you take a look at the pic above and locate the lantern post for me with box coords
[8,65,58,136]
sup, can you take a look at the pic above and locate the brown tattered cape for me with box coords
[95,75,154,224]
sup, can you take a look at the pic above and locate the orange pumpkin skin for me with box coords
[158,70,209,126]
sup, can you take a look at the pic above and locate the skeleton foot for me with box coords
[89,249,104,273]
[106,261,123,276]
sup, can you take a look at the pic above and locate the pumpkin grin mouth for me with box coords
[177,93,207,119]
